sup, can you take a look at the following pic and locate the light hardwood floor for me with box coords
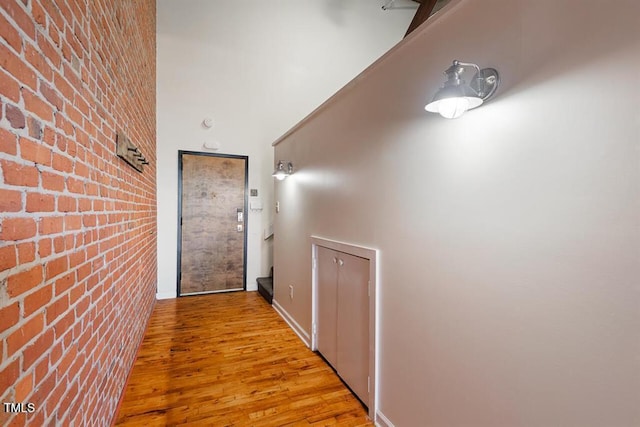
[114,292,373,426]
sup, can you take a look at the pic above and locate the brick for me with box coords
[63,375,80,413]
[46,294,69,326]
[40,0,64,31]
[15,371,34,401]
[55,111,75,137]
[57,195,76,212]
[54,272,74,295]
[0,302,20,333]
[32,0,47,27]
[26,192,55,212]
[0,189,23,212]
[0,0,156,422]
[25,43,53,82]
[74,161,89,178]
[52,153,73,172]
[0,359,20,399]
[56,344,77,380]
[0,217,37,240]
[34,356,49,390]
[24,283,52,316]
[78,198,92,212]
[38,33,62,70]
[66,103,83,126]
[68,249,85,268]
[27,116,44,140]
[53,236,65,253]
[1,0,36,40]
[41,126,56,148]
[39,216,64,235]
[0,245,18,272]
[22,87,54,122]
[82,214,96,227]
[0,43,36,90]
[76,262,91,282]
[38,238,51,258]
[53,73,75,102]
[6,313,44,356]
[69,282,85,305]
[49,341,63,368]
[41,171,65,191]
[17,241,36,263]
[85,182,99,196]
[52,309,74,338]
[6,103,26,129]
[0,12,22,53]
[45,255,68,280]
[67,177,84,194]
[1,160,39,187]
[0,127,18,155]
[20,137,52,166]
[30,371,55,409]
[40,80,63,111]
[7,264,43,297]
[65,215,82,231]
[0,68,21,103]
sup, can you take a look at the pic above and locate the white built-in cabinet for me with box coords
[315,245,370,404]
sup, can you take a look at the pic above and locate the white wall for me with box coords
[273,0,640,425]
[156,0,416,297]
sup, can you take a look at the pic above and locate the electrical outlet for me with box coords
[289,285,294,300]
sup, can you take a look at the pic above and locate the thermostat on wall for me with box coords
[202,117,214,128]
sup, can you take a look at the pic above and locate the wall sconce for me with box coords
[272,160,293,180]
[425,60,500,119]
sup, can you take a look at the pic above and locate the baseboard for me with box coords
[375,410,395,427]
[246,282,258,292]
[156,292,175,300]
[272,299,311,347]
[111,294,156,424]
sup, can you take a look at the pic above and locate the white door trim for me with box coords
[311,236,378,423]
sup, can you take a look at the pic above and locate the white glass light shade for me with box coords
[272,161,293,180]
[273,171,287,181]
[425,84,483,119]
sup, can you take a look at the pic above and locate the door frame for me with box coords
[176,150,249,297]
[310,236,378,422]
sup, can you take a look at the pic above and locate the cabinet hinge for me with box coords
[312,323,317,337]
[312,256,317,271]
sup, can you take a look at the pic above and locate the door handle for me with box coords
[333,257,338,264]
[338,259,344,267]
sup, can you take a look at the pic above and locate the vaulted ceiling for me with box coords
[406,0,452,36]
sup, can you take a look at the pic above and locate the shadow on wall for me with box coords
[500,1,640,100]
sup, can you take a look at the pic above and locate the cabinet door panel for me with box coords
[337,252,370,403]
[316,246,338,368]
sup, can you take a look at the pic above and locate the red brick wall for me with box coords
[0,0,157,425]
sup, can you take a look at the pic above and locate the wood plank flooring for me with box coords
[114,292,373,426]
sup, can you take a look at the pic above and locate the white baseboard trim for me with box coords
[272,299,311,348]
[246,283,258,292]
[375,410,395,427]
[156,292,176,300]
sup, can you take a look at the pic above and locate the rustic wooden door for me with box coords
[178,151,248,296]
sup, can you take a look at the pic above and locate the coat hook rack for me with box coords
[116,131,147,173]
